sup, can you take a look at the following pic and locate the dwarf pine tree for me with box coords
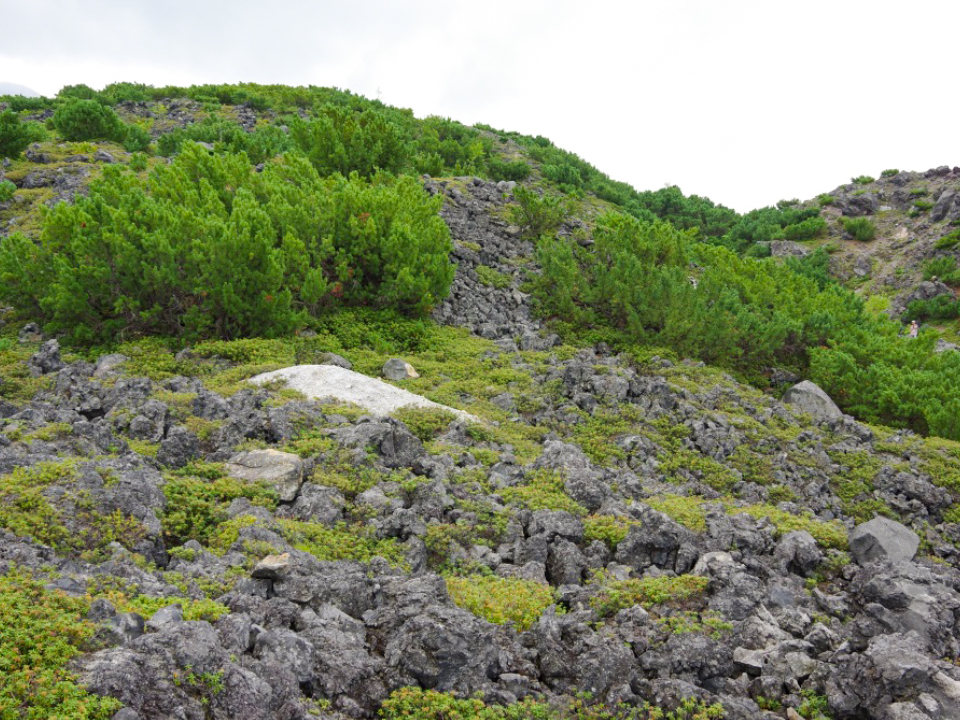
[0,144,452,343]
[289,104,408,178]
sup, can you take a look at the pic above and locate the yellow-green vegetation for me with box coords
[656,611,733,640]
[729,504,847,549]
[392,406,456,442]
[0,460,144,560]
[92,585,230,622]
[444,574,556,631]
[277,518,406,567]
[565,406,641,465]
[646,496,709,533]
[499,469,588,516]
[583,514,638,549]
[590,572,710,618]
[379,686,725,720]
[160,462,278,548]
[474,264,512,289]
[0,567,123,719]
[826,449,896,522]
[728,446,775,486]
[0,335,50,402]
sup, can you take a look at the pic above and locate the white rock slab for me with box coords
[248,364,479,423]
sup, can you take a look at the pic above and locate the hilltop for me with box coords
[1,83,960,720]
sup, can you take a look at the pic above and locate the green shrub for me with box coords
[817,194,835,206]
[914,200,934,211]
[499,469,587,516]
[936,230,960,250]
[782,216,827,241]
[590,573,710,617]
[717,201,823,253]
[486,158,531,182]
[474,264,511,289]
[0,110,45,159]
[290,104,408,178]
[57,83,102,101]
[101,81,151,105]
[51,98,125,141]
[907,295,960,321]
[122,122,152,152]
[542,162,584,189]
[157,118,292,164]
[851,175,875,185]
[0,568,122,718]
[161,469,278,547]
[0,146,453,343]
[583,514,637,549]
[445,574,555,630]
[393,406,456,441]
[379,687,724,720]
[128,151,149,172]
[730,504,847,548]
[922,257,960,284]
[532,210,864,374]
[507,185,569,239]
[277,518,406,566]
[881,168,899,177]
[0,180,14,202]
[0,95,54,111]
[839,216,877,241]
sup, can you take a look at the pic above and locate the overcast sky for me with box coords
[3,0,958,212]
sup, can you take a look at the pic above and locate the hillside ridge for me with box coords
[1,83,960,720]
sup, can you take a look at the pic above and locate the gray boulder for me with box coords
[27,339,65,376]
[931,189,957,222]
[849,517,920,564]
[782,380,843,422]
[225,449,305,502]
[382,358,419,380]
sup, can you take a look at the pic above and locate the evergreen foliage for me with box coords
[157,117,293,164]
[0,145,453,343]
[290,104,409,178]
[839,217,877,241]
[508,185,570,239]
[532,211,862,373]
[717,202,824,253]
[51,98,126,142]
[532,209,960,440]
[0,110,45,158]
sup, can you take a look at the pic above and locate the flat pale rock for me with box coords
[226,449,304,502]
[248,364,478,423]
[252,552,290,579]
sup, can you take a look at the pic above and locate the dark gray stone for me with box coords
[849,517,920,564]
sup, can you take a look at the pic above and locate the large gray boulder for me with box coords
[849,516,920,564]
[226,449,305,502]
[782,380,843,422]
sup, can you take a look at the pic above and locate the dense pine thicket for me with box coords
[530,210,960,439]
[0,145,452,343]
[3,80,960,439]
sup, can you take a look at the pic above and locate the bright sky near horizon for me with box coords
[2,0,958,213]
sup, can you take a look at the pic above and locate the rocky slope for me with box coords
[2,173,960,720]
[770,166,960,323]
